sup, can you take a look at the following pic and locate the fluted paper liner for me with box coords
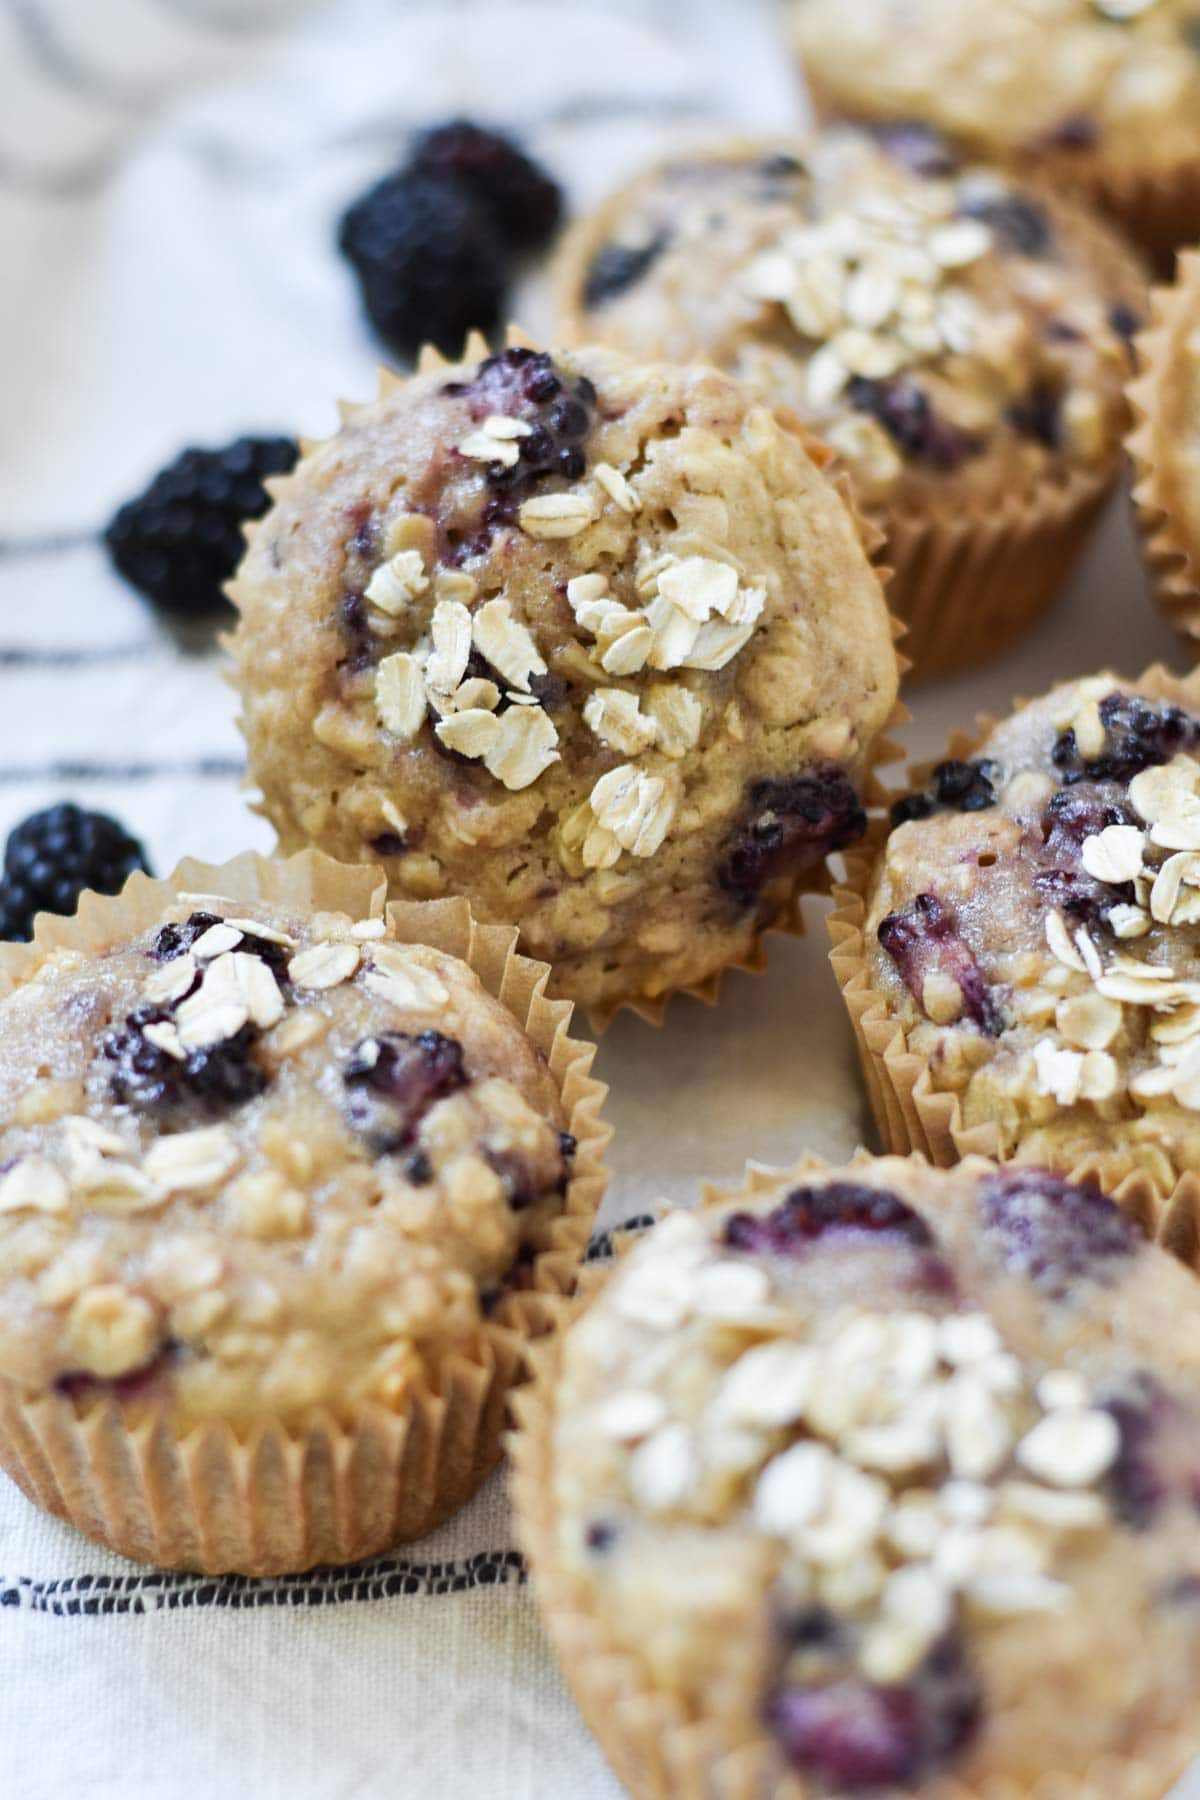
[511,1155,1200,1800]
[1129,249,1200,643]
[232,325,907,1036]
[556,158,1142,681]
[829,663,1200,1265]
[0,849,610,1574]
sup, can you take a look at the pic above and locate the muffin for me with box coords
[228,338,900,1025]
[830,666,1200,1251]
[557,128,1146,676]
[1129,249,1200,640]
[792,0,1200,270]
[512,1155,1200,1798]
[0,850,608,1573]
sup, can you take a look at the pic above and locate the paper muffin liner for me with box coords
[0,849,610,1575]
[828,661,1200,1265]
[1129,249,1200,644]
[237,327,908,1037]
[510,1157,1200,1800]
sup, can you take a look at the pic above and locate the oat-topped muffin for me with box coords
[0,858,605,1570]
[1130,249,1200,640]
[838,669,1200,1218]
[793,0,1200,267]
[229,342,898,1021]
[557,130,1144,675]
[514,1158,1200,1797]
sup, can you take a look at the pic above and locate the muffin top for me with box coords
[793,0,1200,178]
[0,892,572,1429]
[558,128,1144,511]
[864,672,1200,1188]
[1133,254,1200,596]
[230,343,898,1019]
[549,1158,1200,1793]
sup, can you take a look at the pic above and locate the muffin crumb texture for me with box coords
[230,343,898,1016]
[548,1159,1200,1791]
[0,894,572,1430]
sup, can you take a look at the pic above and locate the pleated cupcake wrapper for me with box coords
[827,661,1200,1266]
[0,849,610,1574]
[511,1157,1199,1800]
[1129,249,1200,644]
[235,325,908,1037]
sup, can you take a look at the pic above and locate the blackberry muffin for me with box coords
[0,851,607,1573]
[792,0,1200,270]
[1130,249,1200,641]
[557,128,1146,676]
[512,1156,1200,1798]
[228,338,899,1025]
[831,667,1200,1248]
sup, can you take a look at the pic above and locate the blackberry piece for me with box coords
[1006,381,1062,449]
[102,1008,268,1116]
[439,348,598,552]
[960,193,1053,257]
[847,376,982,470]
[1052,691,1200,787]
[890,759,998,827]
[343,1030,467,1154]
[878,892,1003,1035]
[719,769,867,904]
[338,170,508,361]
[768,1637,981,1789]
[871,122,958,179]
[151,910,222,963]
[104,436,299,619]
[723,1180,934,1259]
[978,1167,1138,1297]
[582,232,671,308]
[411,120,563,252]
[0,803,151,942]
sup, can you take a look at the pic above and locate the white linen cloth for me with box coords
[0,2,1197,1794]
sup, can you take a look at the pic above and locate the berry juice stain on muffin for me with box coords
[861,671,1200,1191]
[533,1158,1200,1793]
[0,892,575,1428]
[229,341,898,1018]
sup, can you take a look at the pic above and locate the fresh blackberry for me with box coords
[0,803,150,942]
[338,170,508,361]
[104,436,299,618]
[411,120,562,252]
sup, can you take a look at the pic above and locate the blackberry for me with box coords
[890,759,997,827]
[960,192,1053,257]
[439,348,598,552]
[723,1181,934,1258]
[871,122,958,179]
[411,120,562,252]
[847,376,982,469]
[1052,692,1200,787]
[877,892,1003,1036]
[104,436,299,619]
[582,231,671,309]
[978,1167,1138,1296]
[338,169,508,361]
[102,1009,267,1117]
[0,803,151,942]
[768,1637,981,1789]
[343,1030,467,1154]
[719,769,866,904]
[1006,381,1062,449]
